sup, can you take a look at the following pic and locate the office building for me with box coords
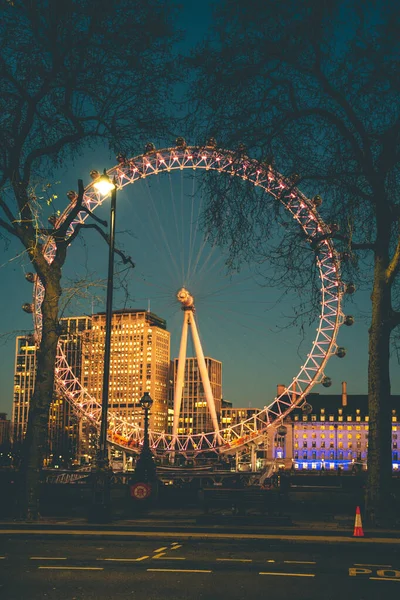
[171,356,222,435]
[84,309,170,433]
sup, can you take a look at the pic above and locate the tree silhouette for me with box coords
[0,0,178,518]
[189,0,400,522]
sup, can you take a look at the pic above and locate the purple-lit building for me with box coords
[270,384,400,471]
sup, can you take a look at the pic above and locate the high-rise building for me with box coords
[171,356,222,435]
[0,413,11,447]
[12,335,36,445]
[11,316,91,465]
[84,309,170,433]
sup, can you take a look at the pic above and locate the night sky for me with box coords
[0,1,399,417]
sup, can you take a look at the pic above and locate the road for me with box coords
[1,535,400,599]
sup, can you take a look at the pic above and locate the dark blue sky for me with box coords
[0,0,399,417]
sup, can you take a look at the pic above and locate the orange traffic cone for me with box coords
[353,506,364,537]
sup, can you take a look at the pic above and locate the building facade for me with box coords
[269,390,400,471]
[0,413,11,447]
[84,310,170,434]
[171,356,222,435]
[12,316,92,465]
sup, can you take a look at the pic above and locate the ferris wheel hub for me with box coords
[176,287,195,311]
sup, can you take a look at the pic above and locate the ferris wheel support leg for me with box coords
[188,311,221,441]
[172,312,189,444]
[251,444,257,472]
[235,450,240,473]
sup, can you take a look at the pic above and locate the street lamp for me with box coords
[89,169,116,524]
[133,392,157,482]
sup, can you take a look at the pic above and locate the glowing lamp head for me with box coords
[93,169,115,195]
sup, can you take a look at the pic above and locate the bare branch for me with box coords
[66,222,135,269]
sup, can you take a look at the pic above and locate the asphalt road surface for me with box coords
[1,536,400,599]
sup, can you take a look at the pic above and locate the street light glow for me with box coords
[93,169,115,195]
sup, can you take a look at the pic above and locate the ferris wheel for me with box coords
[29,139,352,456]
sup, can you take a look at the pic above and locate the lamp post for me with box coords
[129,393,158,504]
[89,169,116,523]
[134,392,157,481]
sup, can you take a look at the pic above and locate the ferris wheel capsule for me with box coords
[66,190,78,202]
[90,170,100,180]
[206,137,217,148]
[175,137,187,149]
[344,315,355,326]
[302,402,313,414]
[312,195,323,207]
[144,142,156,154]
[25,272,36,283]
[277,424,288,436]
[336,347,347,358]
[345,282,356,294]
[322,376,332,387]
[22,303,34,313]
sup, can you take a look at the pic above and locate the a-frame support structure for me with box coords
[172,288,220,442]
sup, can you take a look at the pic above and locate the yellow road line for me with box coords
[217,558,252,562]
[101,557,149,562]
[355,563,392,567]
[153,553,166,559]
[171,544,182,549]
[259,572,315,577]
[154,547,167,553]
[30,557,67,560]
[370,577,400,582]
[147,568,212,573]
[284,560,316,565]
[38,566,103,571]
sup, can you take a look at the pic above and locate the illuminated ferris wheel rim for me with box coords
[33,142,345,455]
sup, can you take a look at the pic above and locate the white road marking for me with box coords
[260,572,315,577]
[38,566,103,571]
[147,568,212,573]
[284,560,316,565]
[217,558,252,562]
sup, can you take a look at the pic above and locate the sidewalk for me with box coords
[1,508,399,545]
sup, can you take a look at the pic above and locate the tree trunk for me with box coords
[366,254,393,525]
[20,268,62,519]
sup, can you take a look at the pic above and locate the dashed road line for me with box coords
[217,558,252,563]
[284,560,316,565]
[154,547,167,553]
[355,563,392,567]
[259,572,315,577]
[100,557,149,562]
[30,557,67,560]
[38,566,103,571]
[153,553,166,559]
[171,544,182,549]
[370,577,400,582]
[147,568,212,573]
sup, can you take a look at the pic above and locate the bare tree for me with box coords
[0,0,179,518]
[189,0,400,522]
